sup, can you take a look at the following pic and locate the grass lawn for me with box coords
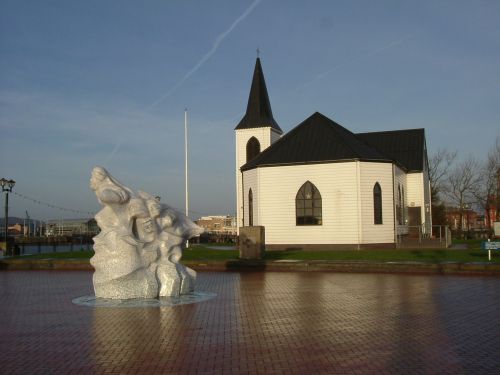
[8,243,499,263]
[451,238,484,250]
[263,249,498,263]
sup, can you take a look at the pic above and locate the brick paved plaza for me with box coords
[1,271,499,374]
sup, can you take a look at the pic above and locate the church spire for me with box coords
[235,58,282,132]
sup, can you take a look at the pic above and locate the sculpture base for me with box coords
[72,291,216,308]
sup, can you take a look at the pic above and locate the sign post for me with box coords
[482,239,500,261]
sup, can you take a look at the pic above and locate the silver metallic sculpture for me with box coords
[89,166,203,299]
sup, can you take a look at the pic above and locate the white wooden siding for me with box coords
[270,129,282,144]
[251,162,362,245]
[359,162,395,243]
[407,170,431,229]
[393,166,408,233]
[235,127,278,231]
[406,173,423,209]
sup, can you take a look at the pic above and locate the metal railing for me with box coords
[397,225,451,248]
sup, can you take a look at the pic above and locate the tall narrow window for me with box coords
[246,137,260,162]
[373,183,382,224]
[401,186,406,224]
[397,185,402,225]
[296,181,322,225]
[248,189,253,226]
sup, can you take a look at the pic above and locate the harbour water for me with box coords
[16,243,92,255]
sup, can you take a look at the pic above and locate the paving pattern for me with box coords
[0,271,499,374]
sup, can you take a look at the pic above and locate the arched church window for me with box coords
[246,137,260,162]
[248,189,253,226]
[296,181,322,225]
[373,183,382,224]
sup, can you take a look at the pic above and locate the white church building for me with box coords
[235,58,432,249]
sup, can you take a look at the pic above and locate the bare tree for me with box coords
[428,149,457,225]
[444,156,482,236]
[474,137,500,232]
[428,149,457,200]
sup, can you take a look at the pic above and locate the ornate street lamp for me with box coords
[1,178,16,256]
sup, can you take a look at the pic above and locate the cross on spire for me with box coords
[256,48,260,58]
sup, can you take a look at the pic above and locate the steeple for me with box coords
[235,58,282,132]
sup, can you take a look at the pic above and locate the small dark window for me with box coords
[248,189,253,226]
[296,181,322,225]
[246,137,260,162]
[373,183,382,224]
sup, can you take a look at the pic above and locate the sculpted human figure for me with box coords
[90,167,203,299]
[90,168,157,299]
[157,205,203,296]
[137,191,202,296]
[134,192,163,272]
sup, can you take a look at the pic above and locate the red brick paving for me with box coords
[0,271,499,374]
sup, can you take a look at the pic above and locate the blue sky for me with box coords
[1,0,499,220]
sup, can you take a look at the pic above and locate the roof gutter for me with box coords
[241,158,398,172]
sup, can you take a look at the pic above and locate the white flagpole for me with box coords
[185,108,189,248]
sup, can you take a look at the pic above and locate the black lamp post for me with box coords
[1,178,16,256]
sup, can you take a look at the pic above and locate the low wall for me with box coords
[1,258,499,276]
[265,243,396,251]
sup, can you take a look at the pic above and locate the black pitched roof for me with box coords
[241,112,391,171]
[235,58,282,132]
[356,129,426,172]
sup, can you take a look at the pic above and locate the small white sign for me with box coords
[483,242,500,250]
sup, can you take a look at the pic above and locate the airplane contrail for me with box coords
[146,0,263,111]
[297,32,417,91]
[106,1,262,162]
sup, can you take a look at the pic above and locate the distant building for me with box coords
[486,197,497,230]
[446,207,486,232]
[195,215,237,235]
[45,218,99,237]
[0,222,25,236]
[485,169,500,230]
[7,223,24,235]
[0,219,22,236]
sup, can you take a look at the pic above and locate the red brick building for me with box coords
[445,207,485,231]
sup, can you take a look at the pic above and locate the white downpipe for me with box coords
[356,161,362,250]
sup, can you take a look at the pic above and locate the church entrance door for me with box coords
[408,207,421,238]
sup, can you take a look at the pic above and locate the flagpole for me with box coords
[184,108,189,248]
